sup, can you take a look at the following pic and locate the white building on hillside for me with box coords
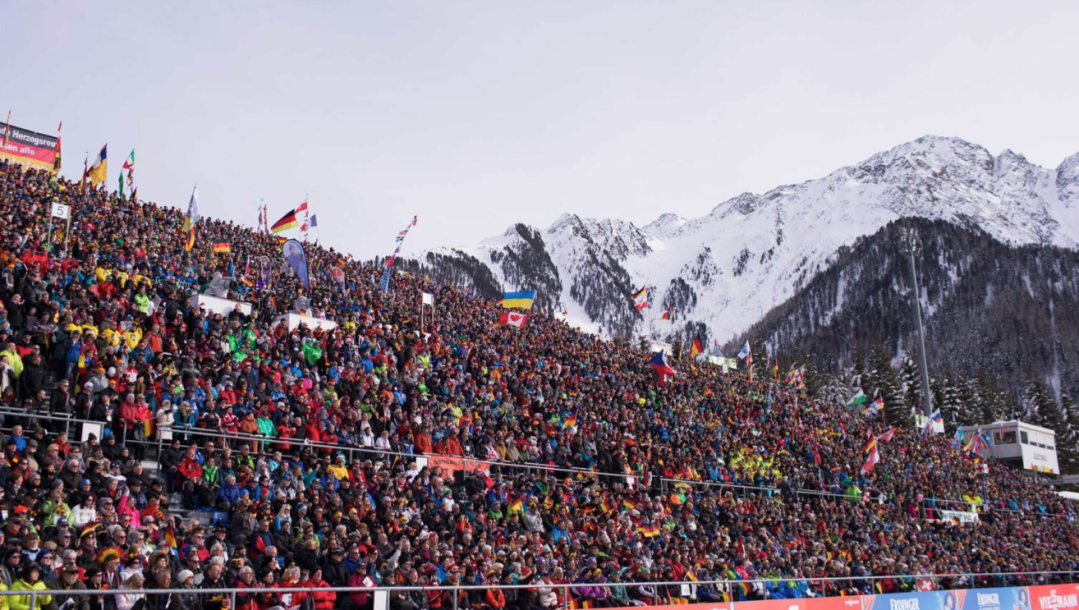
[958,420,1059,475]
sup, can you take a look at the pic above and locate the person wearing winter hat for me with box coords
[176,569,195,586]
[172,569,200,610]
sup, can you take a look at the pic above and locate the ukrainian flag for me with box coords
[500,290,536,309]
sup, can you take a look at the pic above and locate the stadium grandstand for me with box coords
[0,158,1076,610]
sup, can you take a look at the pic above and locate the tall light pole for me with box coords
[901,228,933,418]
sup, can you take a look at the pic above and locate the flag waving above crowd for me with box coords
[632,286,648,310]
[380,214,418,291]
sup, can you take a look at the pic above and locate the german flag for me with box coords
[622,499,637,511]
[637,524,661,538]
[600,499,613,514]
[212,242,231,253]
[271,209,300,234]
[689,337,704,359]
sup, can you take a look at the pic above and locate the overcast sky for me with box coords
[5,1,1078,259]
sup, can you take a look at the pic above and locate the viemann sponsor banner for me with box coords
[608,584,1075,610]
[0,121,58,172]
[1029,585,1079,610]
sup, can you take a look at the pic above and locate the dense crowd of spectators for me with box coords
[0,159,1075,610]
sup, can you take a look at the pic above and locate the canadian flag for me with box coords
[499,311,528,328]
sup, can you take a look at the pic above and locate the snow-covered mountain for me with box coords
[419,136,1079,343]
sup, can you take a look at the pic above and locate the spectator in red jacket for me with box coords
[304,568,336,610]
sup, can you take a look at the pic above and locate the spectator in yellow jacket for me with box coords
[3,564,52,610]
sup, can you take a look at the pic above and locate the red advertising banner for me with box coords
[607,584,1078,610]
[1028,585,1079,610]
[736,599,805,610]
[426,454,491,476]
[0,121,59,172]
[805,596,866,610]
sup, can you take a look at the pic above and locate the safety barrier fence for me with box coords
[2,572,1078,610]
[1,407,1070,523]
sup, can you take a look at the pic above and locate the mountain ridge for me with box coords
[417,135,1079,344]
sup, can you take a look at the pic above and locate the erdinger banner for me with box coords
[860,591,959,610]
[961,587,1031,610]
[0,122,58,172]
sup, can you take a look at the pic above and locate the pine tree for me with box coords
[851,346,866,389]
[899,355,921,415]
[1027,380,1067,435]
[955,376,980,428]
[975,371,1009,423]
[1059,394,1079,475]
[802,359,823,397]
[814,365,853,407]
[937,370,962,433]
[869,343,909,428]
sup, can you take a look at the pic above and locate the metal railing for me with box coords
[2,407,1072,523]
[2,570,1077,610]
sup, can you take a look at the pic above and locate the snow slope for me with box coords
[422,136,1079,342]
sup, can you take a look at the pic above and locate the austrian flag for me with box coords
[498,312,528,328]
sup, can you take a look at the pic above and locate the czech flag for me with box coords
[500,290,536,309]
[271,209,300,234]
[649,350,676,385]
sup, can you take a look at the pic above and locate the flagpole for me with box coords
[64,207,71,253]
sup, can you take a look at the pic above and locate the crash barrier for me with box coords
[0,406,1071,523]
[0,574,1077,610]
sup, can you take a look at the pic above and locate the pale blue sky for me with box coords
[5,1,1078,259]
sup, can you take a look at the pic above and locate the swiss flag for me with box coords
[498,312,528,328]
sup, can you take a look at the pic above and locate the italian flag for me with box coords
[846,389,866,408]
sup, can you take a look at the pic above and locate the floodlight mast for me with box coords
[901,228,933,419]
